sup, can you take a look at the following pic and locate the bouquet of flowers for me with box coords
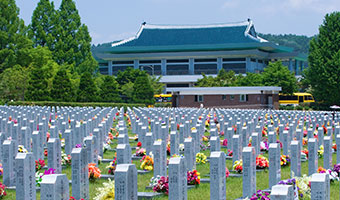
[137,142,142,148]
[187,170,200,186]
[0,164,3,176]
[0,182,6,198]
[140,155,154,171]
[106,158,117,175]
[35,159,46,171]
[333,143,337,152]
[249,190,270,200]
[93,178,115,200]
[260,140,269,152]
[227,149,233,157]
[70,197,84,200]
[195,153,207,164]
[301,149,308,159]
[18,145,28,153]
[318,145,324,158]
[278,175,311,199]
[256,155,269,169]
[44,149,48,157]
[35,172,44,187]
[233,160,243,173]
[88,163,101,181]
[135,148,146,157]
[179,144,184,153]
[317,166,326,173]
[280,155,291,167]
[150,176,161,187]
[225,167,230,179]
[61,153,72,166]
[302,138,308,146]
[200,142,208,151]
[222,139,228,147]
[202,136,209,142]
[153,176,169,195]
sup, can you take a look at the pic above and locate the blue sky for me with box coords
[16,0,340,45]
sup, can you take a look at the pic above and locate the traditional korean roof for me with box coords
[168,86,282,95]
[106,19,293,54]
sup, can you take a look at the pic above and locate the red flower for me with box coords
[137,142,142,147]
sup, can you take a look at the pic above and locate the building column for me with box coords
[189,58,194,75]
[246,57,252,73]
[161,59,166,75]
[108,61,112,76]
[288,59,293,72]
[255,59,259,72]
[217,57,222,72]
[134,60,139,70]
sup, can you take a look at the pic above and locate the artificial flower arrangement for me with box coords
[202,136,209,142]
[103,142,111,153]
[278,175,311,199]
[318,145,324,158]
[233,160,243,173]
[60,138,65,148]
[93,178,115,200]
[152,176,169,195]
[166,142,171,156]
[35,159,46,171]
[200,142,209,151]
[61,152,72,166]
[135,148,146,157]
[88,163,101,181]
[333,143,337,152]
[195,153,207,164]
[36,168,56,187]
[302,138,308,146]
[225,167,230,179]
[249,189,270,200]
[187,170,200,186]
[0,182,6,198]
[280,155,291,167]
[256,155,269,169]
[69,197,84,200]
[137,142,142,148]
[133,135,138,141]
[317,164,340,182]
[106,158,117,175]
[222,139,228,147]
[44,149,48,157]
[301,149,308,159]
[18,145,28,153]
[108,132,114,141]
[260,140,269,152]
[0,164,3,176]
[179,144,184,153]
[227,149,233,157]
[317,166,326,173]
[140,155,154,171]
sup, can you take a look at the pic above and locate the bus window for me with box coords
[299,96,303,103]
[304,95,314,101]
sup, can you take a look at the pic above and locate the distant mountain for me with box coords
[258,33,314,55]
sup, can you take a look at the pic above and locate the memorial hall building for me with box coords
[95,19,306,89]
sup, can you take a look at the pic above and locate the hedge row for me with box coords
[7,101,146,110]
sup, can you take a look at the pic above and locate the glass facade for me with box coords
[166,65,189,75]
[222,63,246,74]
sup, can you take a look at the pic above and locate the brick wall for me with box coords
[175,94,279,109]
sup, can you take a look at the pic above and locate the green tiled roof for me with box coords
[107,21,293,54]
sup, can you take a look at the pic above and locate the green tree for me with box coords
[99,75,121,102]
[0,0,33,72]
[121,82,134,103]
[53,0,97,74]
[237,72,263,86]
[196,74,220,87]
[133,74,154,104]
[51,67,75,101]
[216,69,237,86]
[305,12,340,105]
[0,65,28,101]
[28,0,56,48]
[77,72,97,102]
[116,67,143,86]
[25,46,59,101]
[149,75,165,94]
[262,61,297,94]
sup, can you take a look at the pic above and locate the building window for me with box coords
[222,63,246,74]
[230,95,234,100]
[195,95,203,102]
[222,95,226,100]
[166,65,189,75]
[240,94,248,102]
[194,64,217,74]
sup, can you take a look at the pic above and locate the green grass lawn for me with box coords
[3,121,340,199]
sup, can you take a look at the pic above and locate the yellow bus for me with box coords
[154,94,172,103]
[279,92,315,105]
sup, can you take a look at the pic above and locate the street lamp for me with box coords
[141,65,154,76]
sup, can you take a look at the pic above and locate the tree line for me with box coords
[0,0,160,104]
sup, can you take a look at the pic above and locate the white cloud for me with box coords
[222,0,240,9]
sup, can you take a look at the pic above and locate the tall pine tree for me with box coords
[0,0,33,72]
[77,72,97,102]
[133,73,154,105]
[53,0,97,74]
[51,67,75,102]
[306,12,340,105]
[28,0,56,48]
[99,76,121,102]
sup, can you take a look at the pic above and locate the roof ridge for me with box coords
[143,20,249,29]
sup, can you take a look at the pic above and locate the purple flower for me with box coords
[44,168,56,175]
[75,144,82,148]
